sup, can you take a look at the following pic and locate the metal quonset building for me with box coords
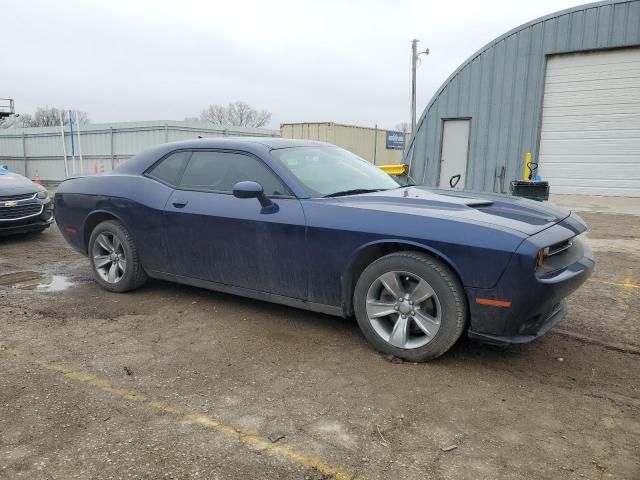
[406,0,640,197]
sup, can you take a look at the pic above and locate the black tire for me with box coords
[88,220,147,293]
[353,251,467,362]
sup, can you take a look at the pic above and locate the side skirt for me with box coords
[147,270,345,318]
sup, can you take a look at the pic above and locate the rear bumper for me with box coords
[465,216,594,344]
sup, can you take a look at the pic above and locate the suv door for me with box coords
[161,149,308,300]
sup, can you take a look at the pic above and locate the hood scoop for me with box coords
[418,189,494,208]
[474,201,560,225]
[466,200,494,207]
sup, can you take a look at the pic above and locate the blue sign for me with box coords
[386,131,405,150]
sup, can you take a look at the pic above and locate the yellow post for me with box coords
[524,152,532,180]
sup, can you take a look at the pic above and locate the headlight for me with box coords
[536,248,547,269]
[36,190,49,200]
[536,238,573,270]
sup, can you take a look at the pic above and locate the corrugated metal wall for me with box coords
[407,0,640,192]
[0,120,278,181]
[281,122,408,165]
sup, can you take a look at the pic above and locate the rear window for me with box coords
[147,151,190,186]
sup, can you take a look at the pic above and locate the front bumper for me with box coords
[468,300,567,345]
[466,215,595,344]
[0,199,54,235]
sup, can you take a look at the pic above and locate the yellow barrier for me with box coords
[378,164,408,176]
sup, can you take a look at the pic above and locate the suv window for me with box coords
[147,151,190,186]
[179,151,290,196]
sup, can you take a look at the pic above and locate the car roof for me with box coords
[115,137,333,176]
[164,137,330,150]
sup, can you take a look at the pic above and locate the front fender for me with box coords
[339,238,468,317]
[345,238,466,283]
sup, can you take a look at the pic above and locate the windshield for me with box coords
[271,146,400,197]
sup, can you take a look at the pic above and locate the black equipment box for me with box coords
[510,180,550,201]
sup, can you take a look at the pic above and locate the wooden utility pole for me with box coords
[411,39,429,133]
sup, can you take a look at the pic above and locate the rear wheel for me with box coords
[353,252,467,362]
[88,220,147,292]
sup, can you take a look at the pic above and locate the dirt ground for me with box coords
[1,197,639,480]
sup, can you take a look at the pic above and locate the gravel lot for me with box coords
[1,197,639,480]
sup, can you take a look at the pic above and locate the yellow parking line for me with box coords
[592,279,640,289]
[18,357,354,480]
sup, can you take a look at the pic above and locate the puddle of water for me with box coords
[0,271,73,292]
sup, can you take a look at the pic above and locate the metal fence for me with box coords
[0,120,279,181]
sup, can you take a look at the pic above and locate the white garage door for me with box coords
[539,48,640,197]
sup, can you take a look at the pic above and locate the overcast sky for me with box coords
[4,0,586,130]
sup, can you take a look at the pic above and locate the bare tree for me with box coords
[12,107,90,127]
[0,107,90,129]
[200,101,271,128]
[394,122,411,134]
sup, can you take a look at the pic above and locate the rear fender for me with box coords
[82,209,130,253]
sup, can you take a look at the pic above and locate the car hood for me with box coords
[0,169,42,195]
[333,186,571,236]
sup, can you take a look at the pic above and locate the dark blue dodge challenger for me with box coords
[55,138,594,361]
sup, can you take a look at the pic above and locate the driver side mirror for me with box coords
[232,181,273,208]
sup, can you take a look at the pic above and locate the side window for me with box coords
[179,151,290,196]
[147,151,190,186]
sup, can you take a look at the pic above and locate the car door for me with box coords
[139,150,192,272]
[161,149,308,300]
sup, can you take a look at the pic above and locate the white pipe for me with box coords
[69,110,76,175]
[75,111,83,174]
[59,111,68,177]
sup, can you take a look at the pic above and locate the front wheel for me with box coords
[88,220,147,293]
[353,252,467,362]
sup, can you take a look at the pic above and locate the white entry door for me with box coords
[438,119,470,190]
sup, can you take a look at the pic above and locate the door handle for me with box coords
[172,198,188,208]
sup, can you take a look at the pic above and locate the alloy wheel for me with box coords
[92,231,126,284]
[365,270,442,349]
